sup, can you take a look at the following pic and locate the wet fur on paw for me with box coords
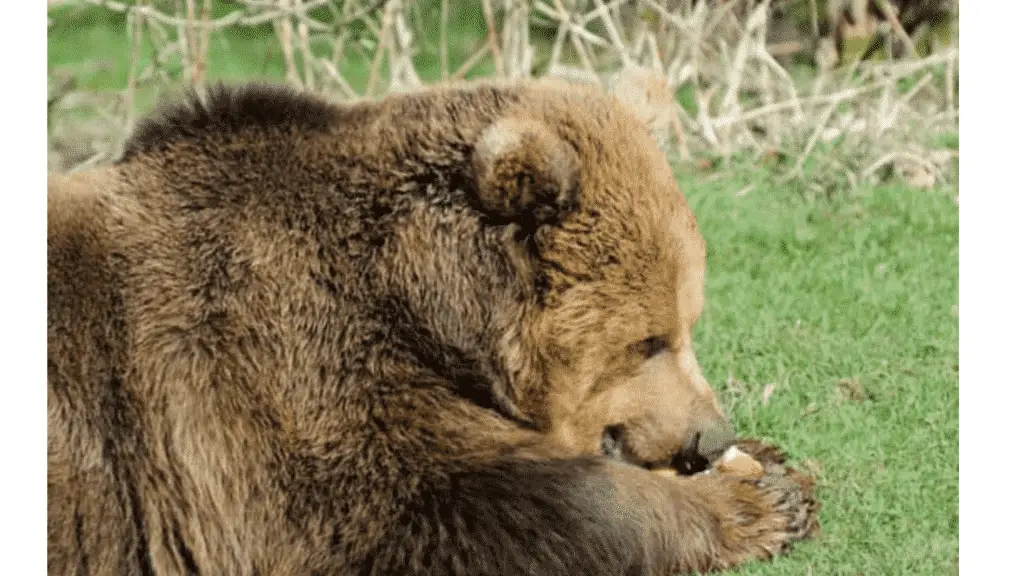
[693,470,819,569]
[729,438,822,542]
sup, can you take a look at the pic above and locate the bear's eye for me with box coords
[634,335,670,359]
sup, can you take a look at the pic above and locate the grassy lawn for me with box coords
[49,4,959,575]
[686,176,959,575]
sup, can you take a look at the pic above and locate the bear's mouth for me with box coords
[600,425,711,476]
[600,424,627,461]
[670,432,712,476]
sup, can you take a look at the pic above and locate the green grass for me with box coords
[50,5,959,574]
[684,176,959,575]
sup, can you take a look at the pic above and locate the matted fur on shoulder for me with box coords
[119,82,341,161]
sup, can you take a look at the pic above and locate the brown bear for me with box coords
[47,77,819,575]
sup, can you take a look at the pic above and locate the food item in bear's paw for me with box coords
[713,446,765,478]
[648,445,764,478]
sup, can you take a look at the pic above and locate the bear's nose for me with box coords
[697,420,736,461]
[672,420,736,475]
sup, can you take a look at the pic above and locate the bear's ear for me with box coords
[608,66,675,153]
[471,117,579,228]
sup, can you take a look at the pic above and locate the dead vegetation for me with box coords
[48,0,958,196]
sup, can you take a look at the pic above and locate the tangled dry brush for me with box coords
[48,0,958,195]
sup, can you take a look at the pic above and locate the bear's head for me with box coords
[468,76,735,473]
[106,76,734,476]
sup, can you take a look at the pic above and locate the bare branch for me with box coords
[440,0,450,80]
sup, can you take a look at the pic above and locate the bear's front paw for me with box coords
[681,469,820,570]
[729,438,819,502]
[751,472,820,545]
[725,471,820,561]
[732,438,788,470]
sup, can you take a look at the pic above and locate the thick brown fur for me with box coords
[48,79,818,575]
